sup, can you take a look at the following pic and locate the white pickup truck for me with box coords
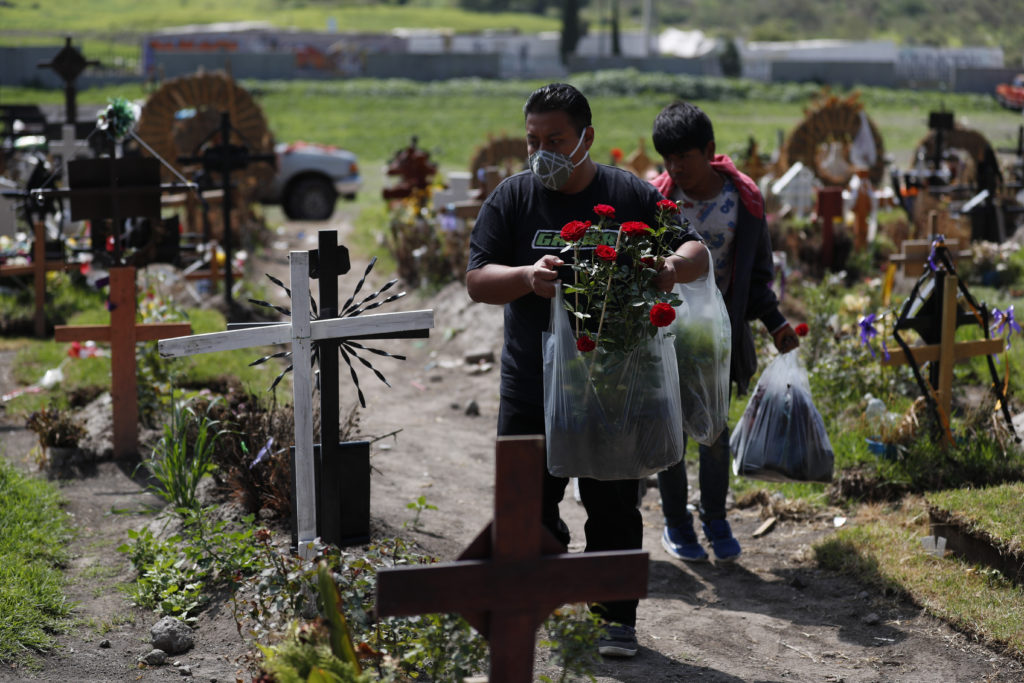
[260,141,362,220]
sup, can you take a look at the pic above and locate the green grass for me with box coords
[815,498,1024,658]
[0,458,75,666]
[0,1,560,45]
[927,484,1024,556]
[3,301,291,418]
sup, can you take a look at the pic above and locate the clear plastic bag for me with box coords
[543,288,684,481]
[730,352,834,483]
[670,249,732,446]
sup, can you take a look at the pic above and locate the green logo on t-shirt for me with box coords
[531,229,619,249]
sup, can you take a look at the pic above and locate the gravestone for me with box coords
[159,249,433,557]
[377,435,649,683]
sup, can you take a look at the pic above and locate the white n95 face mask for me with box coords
[528,130,589,191]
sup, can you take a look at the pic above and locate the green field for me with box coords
[4,76,1020,180]
[0,1,560,43]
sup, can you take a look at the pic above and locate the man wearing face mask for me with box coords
[467,83,708,658]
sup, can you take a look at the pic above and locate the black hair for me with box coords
[652,101,715,157]
[523,83,592,135]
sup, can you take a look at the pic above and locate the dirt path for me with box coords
[1,209,1022,682]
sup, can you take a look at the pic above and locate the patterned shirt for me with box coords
[671,175,738,292]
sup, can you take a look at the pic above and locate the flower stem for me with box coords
[588,227,624,386]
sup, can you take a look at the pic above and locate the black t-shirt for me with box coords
[467,164,701,406]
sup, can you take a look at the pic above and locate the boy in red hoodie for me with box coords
[650,101,799,562]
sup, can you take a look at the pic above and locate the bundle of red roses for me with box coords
[543,198,688,480]
[558,199,684,355]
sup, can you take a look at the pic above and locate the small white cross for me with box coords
[49,123,91,167]
[49,124,92,230]
[158,251,433,557]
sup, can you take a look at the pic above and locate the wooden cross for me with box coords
[0,220,75,337]
[376,436,650,683]
[817,186,843,269]
[889,237,962,279]
[182,241,243,294]
[158,250,433,558]
[881,271,1003,445]
[53,266,191,459]
[890,213,970,279]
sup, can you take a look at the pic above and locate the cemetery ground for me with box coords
[2,206,1024,682]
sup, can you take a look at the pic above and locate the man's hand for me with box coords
[526,254,564,299]
[773,324,800,354]
[653,242,710,292]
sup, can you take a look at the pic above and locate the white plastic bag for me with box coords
[543,288,683,481]
[730,352,834,483]
[670,249,731,446]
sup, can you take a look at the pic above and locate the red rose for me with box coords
[593,204,616,218]
[656,199,679,213]
[795,323,809,337]
[595,245,617,262]
[649,302,676,327]
[620,221,649,236]
[576,334,596,352]
[560,220,591,242]
[640,256,657,268]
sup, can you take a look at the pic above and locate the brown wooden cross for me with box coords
[0,220,76,336]
[889,237,962,279]
[54,266,191,459]
[881,272,1003,446]
[182,241,243,294]
[376,435,649,683]
[890,212,971,279]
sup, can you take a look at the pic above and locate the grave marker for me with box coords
[54,266,191,459]
[177,111,274,314]
[159,250,433,557]
[0,220,75,336]
[376,435,649,683]
[881,242,1011,446]
[37,36,99,128]
[889,213,969,279]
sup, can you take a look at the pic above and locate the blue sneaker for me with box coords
[702,519,741,562]
[661,523,709,562]
[598,623,638,658]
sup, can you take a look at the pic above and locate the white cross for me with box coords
[158,251,434,558]
[49,124,92,230]
[49,123,92,167]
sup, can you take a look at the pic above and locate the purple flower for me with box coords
[927,234,946,272]
[858,313,890,361]
[250,436,274,469]
[992,306,1021,349]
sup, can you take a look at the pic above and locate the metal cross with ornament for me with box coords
[158,247,433,558]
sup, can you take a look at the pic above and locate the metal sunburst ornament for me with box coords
[247,256,408,406]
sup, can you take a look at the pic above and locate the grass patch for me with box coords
[0,2,560,43]
[0,459,75,665]
[927,484,1024,557]
[3,303,290,418]
[815,498,1024,658]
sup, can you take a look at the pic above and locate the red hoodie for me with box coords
[650,154,764,220]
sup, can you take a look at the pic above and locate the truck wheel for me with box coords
[285,177,337,220]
